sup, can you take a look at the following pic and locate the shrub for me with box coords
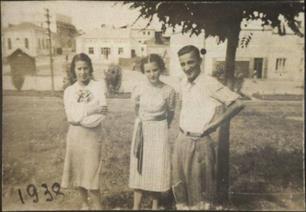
[11,70,25,91]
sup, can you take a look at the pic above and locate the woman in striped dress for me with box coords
[129,54,176,210]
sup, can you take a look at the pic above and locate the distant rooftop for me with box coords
[3,22,47,33]
[78,26,131,39]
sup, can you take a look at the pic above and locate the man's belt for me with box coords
[179,127,210,138]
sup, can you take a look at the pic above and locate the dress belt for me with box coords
[141,113,167,121]
[179,127,210,138]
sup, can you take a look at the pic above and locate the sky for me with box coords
[2,1,304,33]
[1,1,162,31]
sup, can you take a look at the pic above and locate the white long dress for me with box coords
[61,80,107,190]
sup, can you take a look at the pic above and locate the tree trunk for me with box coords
[216,22,240,204]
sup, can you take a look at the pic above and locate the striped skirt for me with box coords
[129,119,171,192]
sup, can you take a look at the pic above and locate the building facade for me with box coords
[169,27,304,82]
[2,22,56,57]
[76,26,132,64]
[75,26,165,64]
[2,12,77,57]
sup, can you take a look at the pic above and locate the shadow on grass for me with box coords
[229,144,304,210]
[101,190,175,210]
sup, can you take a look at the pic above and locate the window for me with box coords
[88,47,94,54]
[46,39,49,49]
[101,47,111,59]
[7,38,12,50]
[42,39,45,49]
[118,48,124,55]
[25,38,29,49]
[275,58,286,72]
[299,57,304,72]
[143,31,146,35]
[148,31,150,36]
[38,39,41,49]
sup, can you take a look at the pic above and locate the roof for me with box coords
[78,27,131,39]
[7,48,35,59]
[3,22,47,33]
[144,38,170,46]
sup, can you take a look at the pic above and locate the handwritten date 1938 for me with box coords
[18,182,64,204]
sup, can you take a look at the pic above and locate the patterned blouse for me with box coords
[64,80,107,128]
[132,82,176,121]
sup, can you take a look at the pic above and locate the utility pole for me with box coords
[45,8,54,91]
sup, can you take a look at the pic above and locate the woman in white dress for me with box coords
[129,54,176,210]
[61,53,107,210]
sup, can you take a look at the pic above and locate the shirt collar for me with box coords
[74,79,93,90]
[183,71,204,87]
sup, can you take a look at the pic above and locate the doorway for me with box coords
[254,58,263,79]
[131,49,136,58]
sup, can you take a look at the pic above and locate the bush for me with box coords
[11,72,25,91]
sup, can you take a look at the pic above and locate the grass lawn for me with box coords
[2,95,305,211]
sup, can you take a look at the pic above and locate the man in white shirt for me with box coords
[172,45,244,210]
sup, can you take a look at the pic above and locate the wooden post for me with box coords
[216,21,240,203]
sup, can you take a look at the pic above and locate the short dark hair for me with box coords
[69,53,94,84]
[140,54,165,73]
[177,45,201,59]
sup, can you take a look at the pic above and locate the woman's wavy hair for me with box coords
[140,53,165,73]
[67,53,94,85]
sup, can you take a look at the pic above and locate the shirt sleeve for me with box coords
[80,114,104,128]
[63,87,87,124]
[207,76,240,106]
[80,81,106,128]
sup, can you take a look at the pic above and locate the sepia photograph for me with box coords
[1,0,305,211]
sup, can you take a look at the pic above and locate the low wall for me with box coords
[3,72,304,96]
[241,79,304,96]
[3,75,64,91]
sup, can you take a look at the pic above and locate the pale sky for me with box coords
[2,1,304,33]
[1,1,162,31]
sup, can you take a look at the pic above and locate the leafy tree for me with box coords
[124,0,304,203]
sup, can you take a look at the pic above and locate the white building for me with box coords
[75,26,160,64]
[76,26,132,64]
[130,27,155,57]
[2,22,56,57]
[169,27,304,82]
